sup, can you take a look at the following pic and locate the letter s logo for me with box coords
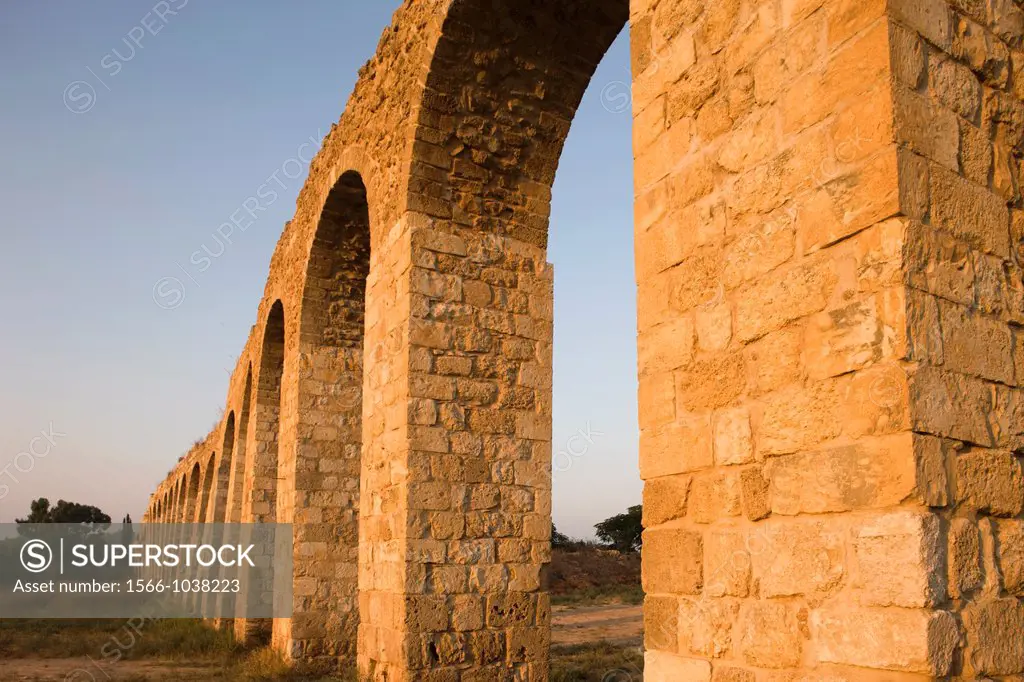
[20,539,52,573]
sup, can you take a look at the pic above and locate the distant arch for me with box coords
[248,302,285,522]
[228,367,252,523]
[212,413,235,523]
[198,452,215,523]
[176,478,187,523]
[184,463,201,522]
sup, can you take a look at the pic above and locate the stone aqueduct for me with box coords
[143,0,1024,678]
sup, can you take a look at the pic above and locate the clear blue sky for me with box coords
[0,2,638,539]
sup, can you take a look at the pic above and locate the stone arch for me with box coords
[273,168,372,662]
[212,413,235,523]
[408,0,627,246]
[172,480,180,522]
[198,452,216,523]
[355,1,628,677]
[175,476,186,523]
[237,308,286,648]
[247,301,286,523]
[228,367,253,524]
[184,462,201,523]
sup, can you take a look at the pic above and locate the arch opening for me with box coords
[213,413,235,523]
[229,367,252,523]
[279,169,370,662]
[251,302,285,523]
[198,452,215,523]
[176,479,186,522]
[184,463,201,522]
[359,0,631,677]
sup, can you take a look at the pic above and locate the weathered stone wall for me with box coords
[140,0,1024,679]
[632,0,951,677]
[895,0,1024,677]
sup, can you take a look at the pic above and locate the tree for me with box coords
[594,504,643,553]
[552,524,573,549]
[16,498,111,525]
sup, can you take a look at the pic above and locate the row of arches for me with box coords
[148,362,255,528]
[133,0,972,676]
[138,0,648,677]
[146,172,373,657]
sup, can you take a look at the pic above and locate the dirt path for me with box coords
[1,658,224,680]
[552,603,643,647]
[1,606,645,679]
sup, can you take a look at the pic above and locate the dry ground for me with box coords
[0,550,644,681]
[0,609,643,681]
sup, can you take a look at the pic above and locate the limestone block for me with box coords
[851,510,945,607]
[937,299,1014,384]
[736,257,837,343]
[758,380,841,457]
[955,448,1024,516]
[644,475,691,527]
[642,528,704,595]
[810,607,957,674]
[910,368,995,446]
[755,519,845,598]
[889,0,952,49]
[739,467,771,521]
[781,21,891,134]
[640,413,714,479]
[949,517,982,598]
[690,471,743,524]
[891,22,926,88]
[894,87,960,171]
[930,164,1010,258]
[930,54,982,120]
[996,520,1024,595]
[704,528,753,598]
[676,353,747,412]
[962,598,1024,675]
[711,667,755,682]
[644,651,712,682]
[803,295,890,380]
[678,597,741,658]
[736,600,804,669]
[696,303,733,352]
[713,406,753,466]
[645,594,679,652]
[827,0,887,46]
[743,326,803,395]
[767,434,917,515]
[639,370,677,430]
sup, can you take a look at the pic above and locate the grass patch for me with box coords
[551,642,643,681]
[1,621,643,681]
[550,584,644,607]
[226,648,358,681]
[0,618,236,661]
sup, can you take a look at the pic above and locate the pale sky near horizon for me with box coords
[0,2,639,539]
